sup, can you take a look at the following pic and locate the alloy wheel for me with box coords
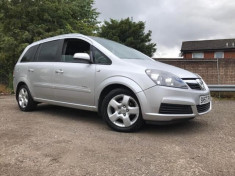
[18,88,29,108]
[107,94,139,128]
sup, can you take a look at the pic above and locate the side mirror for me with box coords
[73,53,90,61]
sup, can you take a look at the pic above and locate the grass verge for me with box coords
[0,84,13,95]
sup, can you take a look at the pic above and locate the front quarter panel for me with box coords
[95,75,143,107]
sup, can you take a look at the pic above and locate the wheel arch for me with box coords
[15,77,34,97]
[95,76,143,114]
[16,81,27,95]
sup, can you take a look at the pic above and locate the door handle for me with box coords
[55,69,64,74]
[28,69,34,72]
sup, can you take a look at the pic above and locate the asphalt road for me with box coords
[0,96,234,176]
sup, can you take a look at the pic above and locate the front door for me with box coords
[53,38,96,106]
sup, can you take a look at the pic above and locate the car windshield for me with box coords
[90,36,150,60]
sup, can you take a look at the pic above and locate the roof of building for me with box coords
[181,38,235,52]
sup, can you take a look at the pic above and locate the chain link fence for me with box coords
[0,62,12,93]
[0,65,8,85]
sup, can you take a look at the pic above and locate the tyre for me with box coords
[16,85,37,111]
[101,88,144,132]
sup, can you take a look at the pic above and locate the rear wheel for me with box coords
[16,85,37,111]
[101,88,144,132]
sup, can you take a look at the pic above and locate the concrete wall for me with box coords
[155,58,235,85]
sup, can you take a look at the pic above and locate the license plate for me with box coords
[199,95,211,105]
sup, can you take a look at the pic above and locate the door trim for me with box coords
[34,97,97,111]
[53,84,91,93]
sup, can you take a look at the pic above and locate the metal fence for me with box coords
[208,85,235,92]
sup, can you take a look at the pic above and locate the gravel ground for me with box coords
[0,95,234,176]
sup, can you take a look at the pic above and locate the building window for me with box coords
[192,52,204,58]
[214,52,224,58]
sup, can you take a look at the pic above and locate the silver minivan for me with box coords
[13,34,211,132]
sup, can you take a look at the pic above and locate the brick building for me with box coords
[181,39,235,59]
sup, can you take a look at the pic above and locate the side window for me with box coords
[62,39,90,63]
[92,47,111,65]
[37,40,60,62]
[21,45,38,62]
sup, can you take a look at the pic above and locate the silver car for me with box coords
[13,34,211,132]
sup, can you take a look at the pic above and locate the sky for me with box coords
[94,0,235,58]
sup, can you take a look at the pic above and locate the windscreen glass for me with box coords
[90,37,150,60]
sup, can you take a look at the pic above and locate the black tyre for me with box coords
[16,85,37,111]
[101,88,144,132]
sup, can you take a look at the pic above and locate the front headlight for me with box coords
[146,69,188,89]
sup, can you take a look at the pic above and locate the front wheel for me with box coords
[101,88,144,132]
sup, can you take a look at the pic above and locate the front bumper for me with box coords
[136,85,212,121]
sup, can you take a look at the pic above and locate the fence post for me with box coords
[216,58,221,98]
[216,58,219,84]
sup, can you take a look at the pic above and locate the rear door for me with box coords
[53,38,96,106]
[28,40,63,100]
[17,45,39,95]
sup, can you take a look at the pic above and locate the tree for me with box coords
[0,0,99,88]
[98,18,156,57]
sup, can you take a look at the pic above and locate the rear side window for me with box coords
[37,40,61,62]
[21,45,38,62]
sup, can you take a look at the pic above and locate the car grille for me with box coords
[197,102,210,113]
[182,79,205,90]
[186,83,202,90]
[159,103,193,114]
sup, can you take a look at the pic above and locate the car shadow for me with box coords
[35,103,104,125]
[34,103,208,135]
[142,119,208,135]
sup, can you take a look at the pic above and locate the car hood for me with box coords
[122,59,198,79]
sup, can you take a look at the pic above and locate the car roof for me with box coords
[28,33,91,47]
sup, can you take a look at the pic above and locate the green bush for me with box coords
[0,0,99,87]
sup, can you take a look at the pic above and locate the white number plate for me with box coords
[199,95,211,105]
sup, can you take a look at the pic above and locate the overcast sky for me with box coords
[94,0,235,58]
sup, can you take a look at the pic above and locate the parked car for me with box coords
[13,34,211,132]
